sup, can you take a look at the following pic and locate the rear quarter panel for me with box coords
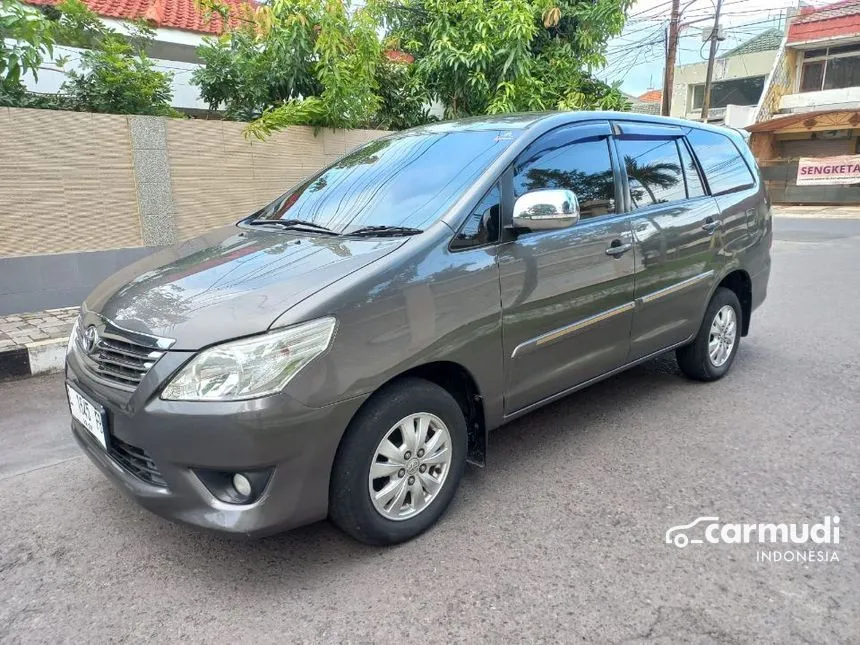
[706,132,772,321]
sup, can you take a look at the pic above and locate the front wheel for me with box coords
[329,377,467,545]
[676,287,742,382]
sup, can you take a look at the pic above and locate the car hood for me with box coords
[85,226,406,350]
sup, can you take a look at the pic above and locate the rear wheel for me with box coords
[329,377,467,545]
[676,287,742,382]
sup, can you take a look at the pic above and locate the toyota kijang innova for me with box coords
[66,112,771,545]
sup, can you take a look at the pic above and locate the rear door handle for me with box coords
[702,218,721,234]
[605,241,632,257]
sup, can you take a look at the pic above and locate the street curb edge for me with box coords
[0,338,66,381]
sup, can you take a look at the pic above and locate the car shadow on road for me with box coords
[114,352,737,589]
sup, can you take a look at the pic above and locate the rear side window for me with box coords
[514,134,616,220]
[686,129,755,195]
[615,137,686,209]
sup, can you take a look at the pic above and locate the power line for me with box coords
[627,0,676,20]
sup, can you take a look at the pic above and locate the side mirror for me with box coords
[512,189,580,231]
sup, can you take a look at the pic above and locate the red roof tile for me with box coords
[788,0,860,44]
[25,0,253,35]
[638,89,663,103]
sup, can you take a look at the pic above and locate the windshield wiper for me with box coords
[246,218,339,235]
[348,225,423,237]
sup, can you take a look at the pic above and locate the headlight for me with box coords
[161,317,337,401]
[67,317,80,357]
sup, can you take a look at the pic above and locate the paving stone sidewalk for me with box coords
[0,307,78,351]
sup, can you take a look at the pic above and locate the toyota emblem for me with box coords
[83,326,99,354]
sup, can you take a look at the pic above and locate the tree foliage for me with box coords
[55,0,177,116]
[372,58,432,130]
[195,0,632,137]
[193,0,406,137]
[60,19,178,116]
[0,0,54,97]
[0,0,176,115]
[380,0,633,118]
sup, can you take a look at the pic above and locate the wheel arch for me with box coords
[715,269,752,336]
[341,361,487,468]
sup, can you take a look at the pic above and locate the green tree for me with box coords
[195,0,633,138]
[192,1,321,122]
[1,0,177,115]
[0,0,54,98]
[380,0,633,118]
[193,0,392,138]
[60,21,178,116]
[372,57,432,130]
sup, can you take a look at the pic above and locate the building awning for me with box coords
[746,108,860,133]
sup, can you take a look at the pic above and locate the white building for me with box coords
[670,28,784,128]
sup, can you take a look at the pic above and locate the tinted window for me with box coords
[514,135,616,220]
[801,61,825,92]
[616,137,685,209]
[253,130,515,233]
[823,56,860,90]
[678,139,705,198]
[691,76,765,110]
[686,129,755,195]
[451,183,500,249]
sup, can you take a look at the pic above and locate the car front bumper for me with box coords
[66,345,366,537]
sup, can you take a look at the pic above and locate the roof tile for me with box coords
[637,89,663,103]
[788,0,860,44]
[25,0,253,35]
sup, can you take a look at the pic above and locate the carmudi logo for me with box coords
[665,516,841,563]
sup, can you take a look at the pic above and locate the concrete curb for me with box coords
[772,206,860,219]
[0,338,67,380]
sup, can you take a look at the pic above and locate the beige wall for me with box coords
[0,107,388,258]
[0,108,141,257]
[166,120,385,240]
[670,51,779,118]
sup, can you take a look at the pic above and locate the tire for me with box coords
[676,287,742,382]
[329,377,467,546]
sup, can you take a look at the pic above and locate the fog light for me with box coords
[195,467,273,504]
[232,473,252,499]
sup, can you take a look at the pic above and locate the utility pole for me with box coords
[700,0,725,122]
[661,0,681,117]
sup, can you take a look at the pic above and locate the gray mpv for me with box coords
[65,112,772,545]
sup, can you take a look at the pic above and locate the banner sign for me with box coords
[797,155,860,185]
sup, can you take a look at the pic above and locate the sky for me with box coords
[598,0,824,97]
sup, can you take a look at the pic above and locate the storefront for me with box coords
[746,108,860,203]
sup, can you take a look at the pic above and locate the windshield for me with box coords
[250,129,518,234]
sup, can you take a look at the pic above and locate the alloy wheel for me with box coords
[708,304,737,367]
[368,413,453,521]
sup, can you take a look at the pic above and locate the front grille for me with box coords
[76,320,166,390]
[109,436,167,487]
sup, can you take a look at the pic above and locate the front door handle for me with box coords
[605,241,632,257]
[702,218,721,234]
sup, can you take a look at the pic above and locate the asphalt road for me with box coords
[2,217,859,644]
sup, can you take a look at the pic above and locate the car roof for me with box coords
[394,110,744,140]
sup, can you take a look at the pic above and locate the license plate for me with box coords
[67,385,107,450]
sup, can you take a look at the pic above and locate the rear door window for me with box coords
[686,128,756,196]
[615,137,686,209]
